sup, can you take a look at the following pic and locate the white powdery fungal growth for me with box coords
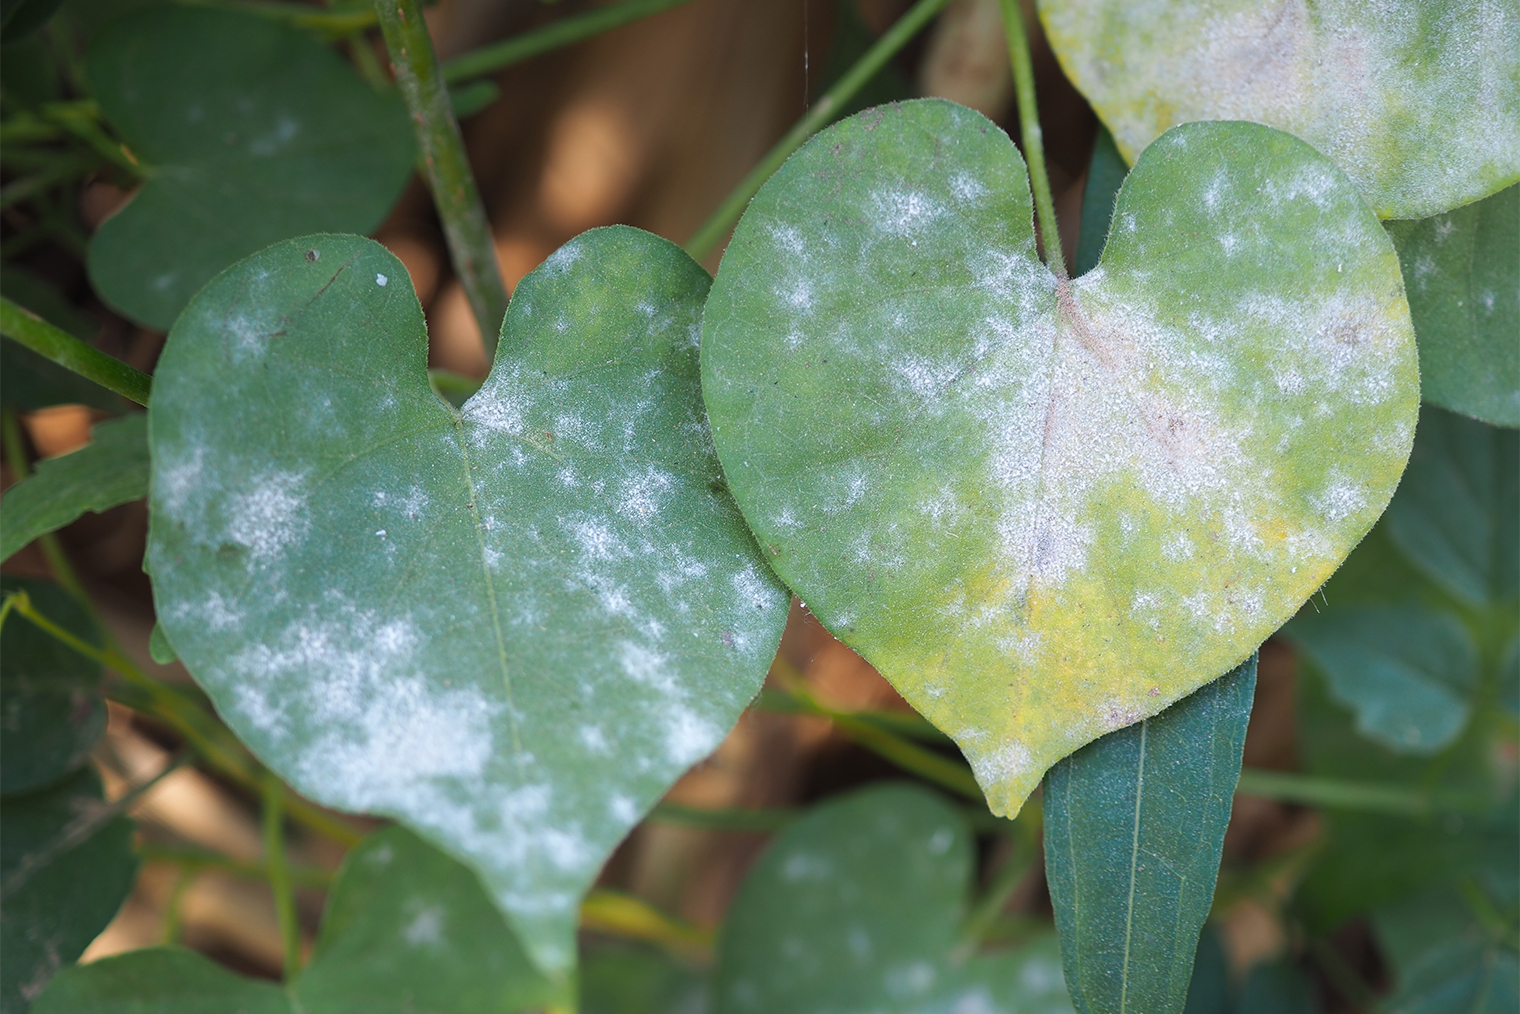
[871,189,945,236]
[225,470,309,563]
[463,362,533,440]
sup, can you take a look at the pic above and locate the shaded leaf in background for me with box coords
[1073,126,1126,278]
[0,576,105,797]
[1288,606,1477,754]
[0,413,148,562]
[1181,926,1229,1014]
[146,228,789,974]
[1384,407,1519,607]
[1374,886,1519,1014]
[1044,656,1256,1014]
[1386,184,1519,427]
[819,0,915,123]
[0,268,119,413]
[581,944,708,1014]
[35,826,562,1013]
[713,782,1074,1014]
[0,0,64,40]
[1036,0,1520,219]
[1236,961,1318,1014]
[702,99,1416,816]
[85,7,416,330]
[1,766,137,1013]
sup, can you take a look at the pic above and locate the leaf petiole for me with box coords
[263,775,303,978]
[997,0,1065,277]
[0,297,152,406]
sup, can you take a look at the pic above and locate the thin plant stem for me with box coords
[959,832,1036,948]
[263,775,303,978]
[1,410,86,598]
[0,296,152,406]
[4,590,364,847]
[441,0,697,84]
[171,0,377,36]
[1234,769,1454,816]
[684,0,955,261]
[373,0,509,352]
[139,844,335,889]
[580,889,711,960]
[997,0,1065,277]
[161,867,197,944]
[346,30,392,91]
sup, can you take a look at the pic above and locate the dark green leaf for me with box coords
[85,7,416,330]
[1182,925,1229,1014]
[701,98,1417,817]
[0,413,148,563]
[1288,606,1477,754]
[0,0,65,40]
[1038,0,1520,219]
[146,228,788,974]
[1386,184,1518,427]
[1236,961,1317,1014]
[0,576,105,797]
[36,825,563,1013]
[1,766,138,1012]
[713,782,1074,1013]
[581,944,708,1014]
[1075,126,1126,278]
[1384,406,1519,607]
[1043,656,1256,1014]
[0,269,118,413]
[1374,887,1519,1014]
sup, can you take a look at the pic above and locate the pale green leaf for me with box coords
[1386,184,1519,427]
[85,7,416,330]
[34,826,562,1013]
[146,228,788,974]
[0,576,105,797]
[713,782,1074,1014]
[0,414,147,563]
[700,99,1418,816]
[1036,0,1520,219]
[1043,657,1255,1014]
[1,767,138,1013]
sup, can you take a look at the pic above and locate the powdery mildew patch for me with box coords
[1038,0,1520,218]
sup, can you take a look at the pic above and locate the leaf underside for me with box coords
[146,228,789,974]
[701,99,1418,816]
[1036,0,1520,219]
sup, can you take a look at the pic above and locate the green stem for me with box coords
[997,0,1065,277]
[960,833,1036,947]
[580,889,711,959]
[139,843,334,889]
[4,589,364,848]
[0,410,87,598]
[263,776,303,978]
[441,0,697,84]
[373,0,508,352]
[41,101,145,179]
[161,866,197,944]
[172,0,376,36]
[1234,769,1457,816]
[684,0,954,261]
[0,296,152,406]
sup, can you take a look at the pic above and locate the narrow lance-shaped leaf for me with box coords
[714,782,1074,1014]
[1036,0,1520,219]
[1043,656,1257,1014]
[146,228,789,975]
[700,99,1417,816]
[1385,184,1519,428]
[0,414,148,563]
[85,7,417,330]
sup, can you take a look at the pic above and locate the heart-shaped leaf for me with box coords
[1,766,138,1011]
[35,825,562,1013]
[1035,0,1520,219]
[1386,184,1519,427]
[713,782,1075,1013]
[701,99,1418,816]
[85,7,416,330]
[1,414,147,563]
[1043,656,1256,1014]
[1,576,106,797]
[146,228,789,974]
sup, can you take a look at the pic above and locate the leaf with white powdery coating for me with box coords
[701,99,1418,817]
[85,7,416,330]
[1036,0,1520,219]
[1043,657,1256,1014]
[0,414,148,562]
[1386,184,1519,427]
[145,228,789,975]
[714,782,1074,1014]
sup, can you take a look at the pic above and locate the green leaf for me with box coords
[1182,926,1229,1014]
[1374,887,1519,1014]
[1235,961,1317,1014]
[0,269,119,413]
[35,825,562,1013]
[1386,184,1519,427]
[146,623,177,665]
[1,766,138,1012]
[581,944,708,1014]
[1,576,105,797]
[1288,606,1477,754]
[1043,656,1256,1014]
[1036,0,1520,219]
[1384,407,1519,607]
[0,413,148,563]
[713,782,1074,1013]
[1075,126,1126,278]
[700,98,1417,816]
[85,7,416,331]
[146,228,789,975]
